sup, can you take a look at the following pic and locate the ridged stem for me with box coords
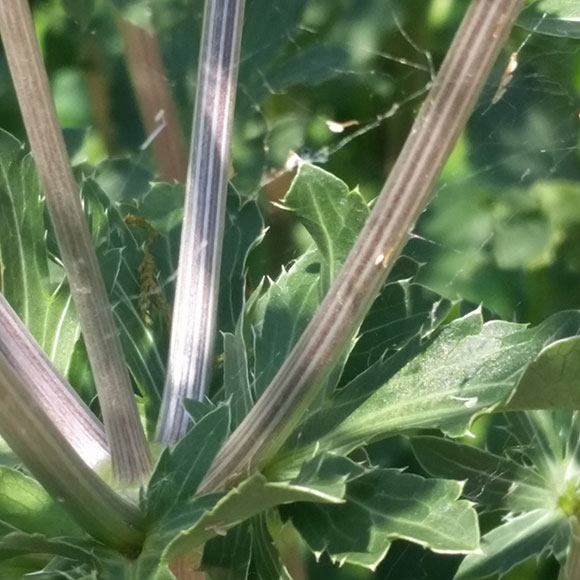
[0,348,143,552]
[200,0,525,492]
[0,294,109,470]
[157,0,246,443]
[0,0,151,482]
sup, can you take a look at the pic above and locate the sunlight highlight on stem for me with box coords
[0,0,151,482]
[200,0,526,493]
[157,0,246,443]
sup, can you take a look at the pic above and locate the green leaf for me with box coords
[0,130,80,377]
[138,182,264,336]
[252,250,321,398]
[202,522,252,580]
[0,467,83,537]
[506,336,580,411]
[283,163,369,293]
[146,404,231,520]
[455,510,566,579]
[411,436,550,512]
[81,178,169,426]
[251,514,292,580]
[61,0,95,30]
[252,165,367,399]
[311,309,580,459]
[267,45,351,96]
[139,454,349,577]
[223,323,253,430]
[284,466,479,571]
[520,1,580,38]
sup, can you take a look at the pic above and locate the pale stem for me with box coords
[199,0,525,492]
[0,0,151,482]
[0,294,109,469]
[0,349,143,552]
[157,0,246,443]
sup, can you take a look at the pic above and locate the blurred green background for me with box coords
[1,0,579,578]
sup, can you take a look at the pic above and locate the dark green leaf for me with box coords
[202,522,252,580]
[285,467,478,570]
[147,404,231,520]
[0,130,80,377]
[411,436,549,512]
[312,310,580,460]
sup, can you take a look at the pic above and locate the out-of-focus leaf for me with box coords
[520,1,580,38]
[454,510,566,579]
[411,436,550,512]
[506,336,580,412]
[285,465,478,571]
[0,130,80,377]
[0,468,83,537]
[146,404,230,520]
[267,46,351,94]
[61,0,95,29]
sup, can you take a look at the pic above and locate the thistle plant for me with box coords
[0,0,578,579]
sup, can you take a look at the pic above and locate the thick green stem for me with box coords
[200,0,525,492]
[0,0,151,482]
[157,0,246,443]
[0,349,143,552]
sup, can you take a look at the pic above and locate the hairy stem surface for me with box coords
[200,0,525,492]
[0,0,151,482]
[157,0,246,443]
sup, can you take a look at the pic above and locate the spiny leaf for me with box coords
[147,404,231,520]
[455,510,567,579]
[0,130,80,377]
[411,436,550,512]
[284,462,479,571]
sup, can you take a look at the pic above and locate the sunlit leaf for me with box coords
[455,510,567,579]
[284,463,478,570]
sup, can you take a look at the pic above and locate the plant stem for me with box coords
[157,0,246,443]
[0,0,151,482]
[199,0,525,492]
[118,14,188,182]
[0,294,109,470]
[0,349,144,552]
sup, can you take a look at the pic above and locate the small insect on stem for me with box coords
[124,214,171,326]
[492,51,518,105]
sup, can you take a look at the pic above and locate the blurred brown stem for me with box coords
[118,17,187,182]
